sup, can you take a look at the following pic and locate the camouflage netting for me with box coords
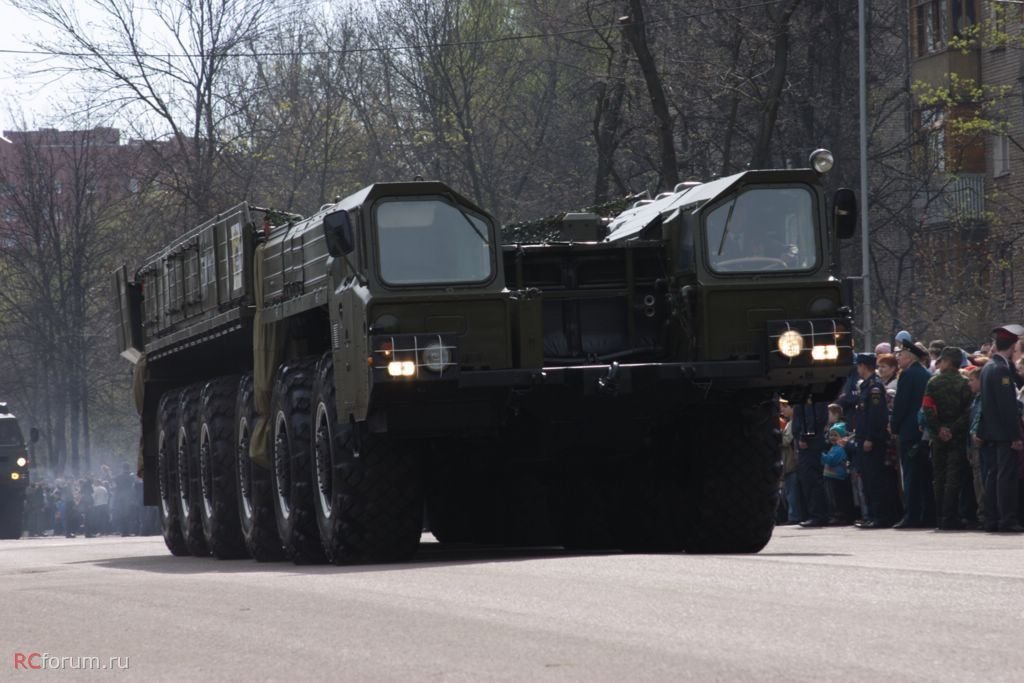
[501,194,644,244]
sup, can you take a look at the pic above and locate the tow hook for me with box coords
[598,361,620,394]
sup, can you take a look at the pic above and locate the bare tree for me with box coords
[12,0,285,225]
[0,122,130,474]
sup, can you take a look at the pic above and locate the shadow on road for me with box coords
[757,552,852,557]
[79,542,623,575]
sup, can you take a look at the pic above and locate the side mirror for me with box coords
[833,188,857,240]
[29,427,40,444]
[323,210,355,257]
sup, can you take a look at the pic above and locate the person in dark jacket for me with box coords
[891,339,935,528]
[853,353,897,528]
[792,397,830,527]
[978,324,1024,532]
[922,346,973,529]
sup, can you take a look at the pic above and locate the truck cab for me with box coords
[0,403,31,539]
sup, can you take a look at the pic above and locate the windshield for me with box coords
[375,198,493,285]
[0,419,23,447]
[705,186,817,273]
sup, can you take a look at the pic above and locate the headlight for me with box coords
[421,342,452,373]
[16,456,27,467]
[811,345,840,361]
[10,472,20,481]
[387,361,416,377]
[778,330,804,358]
[809,148,834,174]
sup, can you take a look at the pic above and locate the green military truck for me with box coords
[0,403,33,539]
[114,149,856,563]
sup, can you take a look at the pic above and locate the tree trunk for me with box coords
[751,0,802,169]
[623,0,678,189]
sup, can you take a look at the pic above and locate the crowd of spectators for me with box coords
[20,462,159,538]
[780,325,1024,533]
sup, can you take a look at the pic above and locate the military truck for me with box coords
[0,403,34,539]
[114,149,857,563]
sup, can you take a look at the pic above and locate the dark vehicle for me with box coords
[0,403,34,539]
[114,149,856,563]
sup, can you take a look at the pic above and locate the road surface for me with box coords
[2,527,1023,681]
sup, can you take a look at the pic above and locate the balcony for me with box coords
[912,173,986,227]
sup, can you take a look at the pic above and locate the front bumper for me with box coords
[455,360,845,394]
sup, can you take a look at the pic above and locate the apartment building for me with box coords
[906,0,1024,337]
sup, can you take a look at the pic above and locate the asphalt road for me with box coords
[2,527,1023,682]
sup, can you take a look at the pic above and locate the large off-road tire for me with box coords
[312,353,423,564]
[199,376,249,560]
[271,358,325,564]
[613,429,689,553]
[0,492,25,539]
[236,374,284,561]
[551,449,621,551]
[684,400,781,554]
[424,442,497,544]
[157,390,189,556]
[177,385,210,556]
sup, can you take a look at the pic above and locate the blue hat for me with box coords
[855,352,877,369]
[829,422,847,437]
[895,330,912,345]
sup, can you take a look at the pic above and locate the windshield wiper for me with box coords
[457,210,489,243]
[716,199,738,256]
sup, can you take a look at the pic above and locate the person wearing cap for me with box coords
[821,422,856,524]
[922,346,973,529]
[978,324,1024,532]
[853,353,895,528]
[928,340,947,372]
[891,337,936,528]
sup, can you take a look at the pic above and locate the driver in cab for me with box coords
[708,190,805,272]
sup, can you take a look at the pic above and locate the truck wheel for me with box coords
[614,436,687,553]
[271,358,325,564]
[157,390,189,556]
[235,374,284,561]
[312,354,423,564]
[177,385,210,556]
[684,401,780,554]
[199,376,249,559]
[424,441,498,544]
[0,493,25,539]
[551,450,620,551]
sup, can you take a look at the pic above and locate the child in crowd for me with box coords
[821,423,856,525]
[830,402,866,522]
[826,403,843,429]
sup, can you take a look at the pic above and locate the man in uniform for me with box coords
[854,353,894,528]
[922,346,973,529]
[792,397,830,527]
[978,324,1024,533]
[891,339,934,528]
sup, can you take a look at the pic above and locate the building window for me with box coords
[993,134,1010,177]
[952,0,976,37]
[920,108,946,172]
[915,0,949,56]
